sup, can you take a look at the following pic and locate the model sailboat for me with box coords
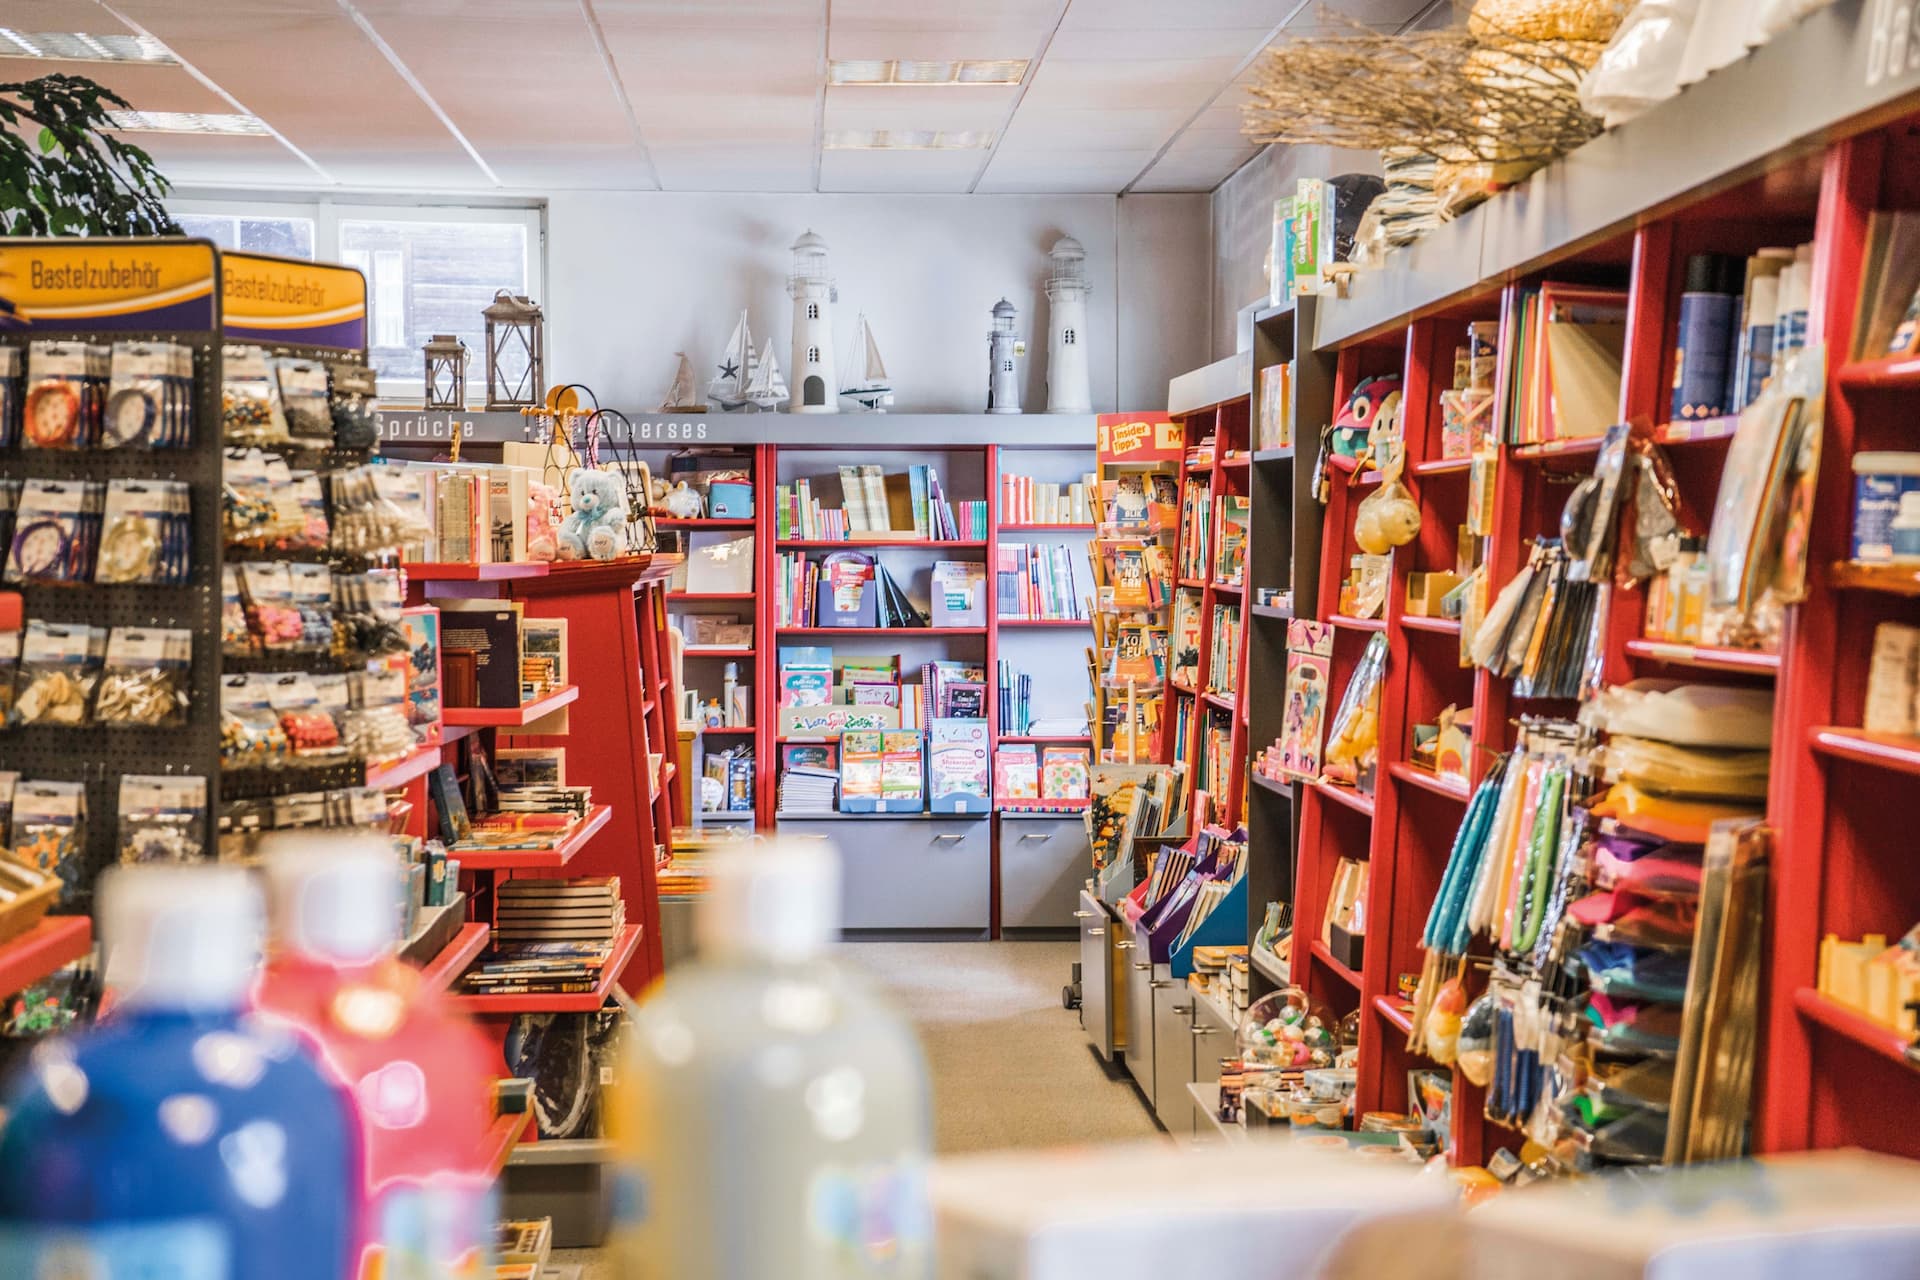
[661,352,706,412]
[840,312,893,412]
[708,310,754,411]
[743,342,788,412]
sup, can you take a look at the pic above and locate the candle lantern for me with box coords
[422,333,468,410]
[483,289,545,410]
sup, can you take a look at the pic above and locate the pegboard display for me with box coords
[0,239,375,910]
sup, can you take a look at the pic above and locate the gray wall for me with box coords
[545,190,1210,415]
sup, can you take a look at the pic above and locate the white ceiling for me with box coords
[4,0,1440,196]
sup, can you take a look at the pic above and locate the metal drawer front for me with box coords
[999,816,1091,930]
[779,817,990,931]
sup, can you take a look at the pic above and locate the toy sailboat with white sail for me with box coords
[743,342,788,412]
[839,312,893,412]
[708,310,755,411]
[661,352,706,412]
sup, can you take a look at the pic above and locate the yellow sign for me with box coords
[0,240,216,328]
[223,252,366,346]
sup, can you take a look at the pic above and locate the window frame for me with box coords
[167,196,546,404]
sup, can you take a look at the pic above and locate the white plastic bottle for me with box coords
[616,840,932,1278]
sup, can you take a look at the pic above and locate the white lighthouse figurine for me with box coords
[988,298,1021,414]
[787,230,837,413]
[1045,236,1092,414]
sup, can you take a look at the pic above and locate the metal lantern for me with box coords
[422,333,468,410]
[483,289,545,410]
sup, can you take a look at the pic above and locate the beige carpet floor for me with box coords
[550,939,1160,1276]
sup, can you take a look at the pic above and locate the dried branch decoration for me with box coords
[1241,1,1625,169]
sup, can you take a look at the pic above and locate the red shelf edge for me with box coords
[1388,761,1471,801]
[442,684,581,727]
[365,743,443,791]
[777,539,988,549]
[1837,354,1920,390]
[1793,987,1919,1073]
[450,804,613,872]
[1809,726,1920,777]
[1622,639,1780,674]
[773,626,988,636]
[450,923,645,1015]
[1372,993,1415,1037]
[403,561,552,582]
[1399,614,1463,635]
[418,923,491,991]
[480,1109,532,1179]
[1329,614,1387,633]
[1310,940,1362,989]
[1309,778,1376,818]
[0,917,92,997]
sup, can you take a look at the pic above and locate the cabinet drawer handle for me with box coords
[1074,909,1096,918]
[1191,1024,1223,1036]
[1114,940,1134,950]
[1019,831,1054,841]
[931,833,965,844]
[1171,1005,1192,1015]
[1149,979,1172,989]
[1088,928,1105,937]
[1133,961,1152,971]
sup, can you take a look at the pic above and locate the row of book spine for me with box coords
[995,543,1087,621]
[999,473,1096,525]
[1207,603,1242,695]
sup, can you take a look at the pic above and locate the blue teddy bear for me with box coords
[557,467,629,561]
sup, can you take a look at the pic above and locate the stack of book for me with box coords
[465,877,624,996]
[1000,473,1096,525]
[774,464,982,542]
[995,542,1087,621]
[778,741,840,814]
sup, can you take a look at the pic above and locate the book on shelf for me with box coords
[1040,746,1090,800]
[840,730,884,811]
[928,718,990,813]
[931,559,987,627]
[1178,476,1213,582]
[1213,496,1248,585]
[778,645,833,707]
[1171,590,1202,686]
[1208,603,1242,693]
[1258,363,1292,450]
[774,463,983,542]
[1104,540,1169,610]
[997,658,1034,734]
[1000,472,1096,525]
[1108,621,1165,686]
[996,543,1086,621]
[880,729,925,810]
[1276,620,1334,779]
[1502,282,1629,444]
[994,744,1040,801]
[439,599,525,708]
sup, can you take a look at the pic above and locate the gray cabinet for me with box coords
[1076,891,1119,1062]
[1187,995,1237,1133]
[776,815,990,933]
[1121,920,1163,1104]
[999,815,1090,932]
[1152,983,1198,1132]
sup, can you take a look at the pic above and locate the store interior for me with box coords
[4,0,1920,1276]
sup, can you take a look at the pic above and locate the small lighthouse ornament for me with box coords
[1045,236,1092,414]
[987,298,1022,414]
[788,230,837,413]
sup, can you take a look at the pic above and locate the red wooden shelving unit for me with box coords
[0,917,92,999]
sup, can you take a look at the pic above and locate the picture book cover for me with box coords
[943,680,986,720]
[1107,474,1150,531]
[438,600,523,708]
[400,605,443,745]
[928,719,990,813]
[1278,620,1335,780]
[880,729,925,809]
[1171,590,1202,685]
[994,745,1040,801]
[1109,622,1163,685]
[1109,542,1151,608]
[781,742,839,773]
[839,730,884,811]
[1041,747,1090,801]
[779,645,833,707]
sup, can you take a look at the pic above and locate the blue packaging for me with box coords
[1670,255,1741,423]
[0,868,359,1280]
[1851,452,1920,564]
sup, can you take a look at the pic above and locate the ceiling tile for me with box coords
[1286,0,1438,26]
[1003,105,1190,136]
[830,0,1059,33]
[134,133,338,188]
[1045,26,1274,60]
[978,148,1153,190]
[587,0,824,29]
[827,28,1044,61]
[1059,0,1297,31]
[1019,56,1235,112]
[649,142,815,191]
[825,91,1013,136]
[996,114,1167,152]
[0,58,230,115]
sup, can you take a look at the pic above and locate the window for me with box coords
[168,199,543,401]
[1063,328,1076,345]
[808,346,820,364]
[807,303,819,320]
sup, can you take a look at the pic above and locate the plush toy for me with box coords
[662,481,705,520]
[1330,374,1403,458]
[1353,415,1422,555]
[526,480,561,563]
[557,467,628,562]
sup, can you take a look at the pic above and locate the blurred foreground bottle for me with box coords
[255,834,498,1280]
[617,840,932,1278]
[0,865,360,1279]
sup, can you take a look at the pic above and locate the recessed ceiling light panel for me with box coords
[827,59,1027,87]
[824,129,995,151]
[106,111,271,136]
[0,29,176,64]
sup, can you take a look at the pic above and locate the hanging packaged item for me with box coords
[93,627,193,728]
[327,363,380,451]
[240,562,305,654]
[220,344,290,445]
[104,340,193,448]
[1705,342,1825,617]
[1322,632,1388,792]
[10,621,107,728]
[270,357,334,446]
[22,341,107,449]
[333,569,409,656]
[9,779,85,895]
[5,479,103,585]
[115,775,209,865]
[220,673,292,770]
[95,479,191,586]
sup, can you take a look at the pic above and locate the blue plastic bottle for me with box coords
[0,865,363,1279]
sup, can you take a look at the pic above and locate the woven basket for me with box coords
[0,872,60,949]
[1469,0,1628,43]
